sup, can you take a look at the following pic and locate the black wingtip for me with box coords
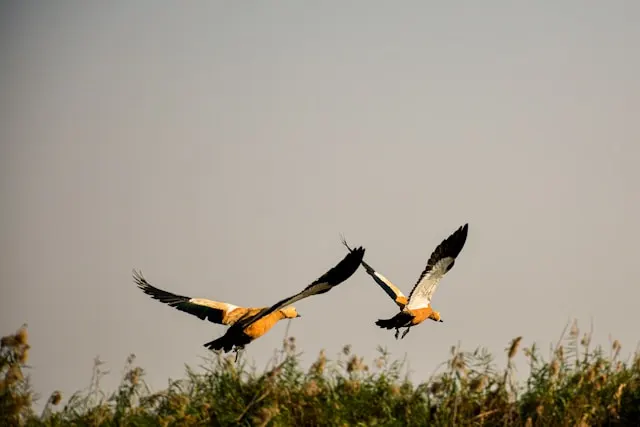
[132,269,156,294]
[132,269,156,295]
[340,234,357,255]
[456,223,469,241]
[313,245,366,287]
[348,246,366,262]
[339,236,376,275]
[457,222,469,241]
[132,270,193,308]
[342,245,366,278]
[343,245,366,267]
[132,269,147,288]
[441,223,469,260]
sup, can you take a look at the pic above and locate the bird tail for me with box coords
[203,334,234,352]
[375,317,397,330]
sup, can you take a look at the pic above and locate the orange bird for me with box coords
[133,245,365,359]
[342,224,468,339]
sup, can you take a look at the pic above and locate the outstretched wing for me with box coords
[406,224,469,310]
[133,270,257,326]
[341,236,407,309]
[233,246,366,331]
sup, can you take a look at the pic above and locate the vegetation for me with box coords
[2,322,640,426]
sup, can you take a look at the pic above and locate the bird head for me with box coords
[281,306,301,319]
[430,311,443,323]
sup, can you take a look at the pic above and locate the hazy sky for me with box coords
[2,1,639,409]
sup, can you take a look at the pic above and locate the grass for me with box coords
[2,322,640,426]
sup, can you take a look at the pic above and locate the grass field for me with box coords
[2,323,639,426]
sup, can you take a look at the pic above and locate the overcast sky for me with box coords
[2,1,639,409]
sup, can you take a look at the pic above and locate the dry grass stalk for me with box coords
[470,375,487,393]
[50,390,62,406]
[550,359,561,379]
[309,349,327,376]
[570,320,579,338]
[612,339,621,360]
[508,336,523,360]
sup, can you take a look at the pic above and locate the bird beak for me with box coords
[296,314,302,318]
[439,319,443,322]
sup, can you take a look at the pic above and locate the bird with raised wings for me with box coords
[342,224,468,340]
[133,245,365,359]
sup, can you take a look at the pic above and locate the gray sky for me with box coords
[2,1,639,409]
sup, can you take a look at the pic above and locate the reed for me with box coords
[1,321,639,426]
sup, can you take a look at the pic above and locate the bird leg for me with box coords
[233,346,245,363]
[394,328,401,340]
[401,327,411,339]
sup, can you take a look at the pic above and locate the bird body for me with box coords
[202,309,295,353]
[134,246,365,357]
[343,223,468,339]
[182,299,263,325]
[217,307,297,343]
[132,272,301,351]
[244,311,286,339]
[374,306,440,334]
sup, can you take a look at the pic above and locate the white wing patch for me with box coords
[374,271,399,293]
[373,271,406,304]
[189,298,235,313]
[224,303,239,312]
[374,272,406,299]
[406,257,455,310]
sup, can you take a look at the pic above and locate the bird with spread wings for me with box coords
[133,245,365,359]
[342,224,468,340]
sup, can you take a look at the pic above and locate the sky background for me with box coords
[2,1,639,410]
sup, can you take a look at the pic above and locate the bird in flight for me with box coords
[133,245,365,360]
[342,223,468,340]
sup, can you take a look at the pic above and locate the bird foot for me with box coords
[394,329,400,340]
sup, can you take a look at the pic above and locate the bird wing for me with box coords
[133,270,261,325]
[341,236,407,309]
[406,224,469,310]
[233,245,366,331]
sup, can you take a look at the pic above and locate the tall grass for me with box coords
[2,322,639,426]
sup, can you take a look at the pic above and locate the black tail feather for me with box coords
[203,335,234,352]
[375,317,396,330]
